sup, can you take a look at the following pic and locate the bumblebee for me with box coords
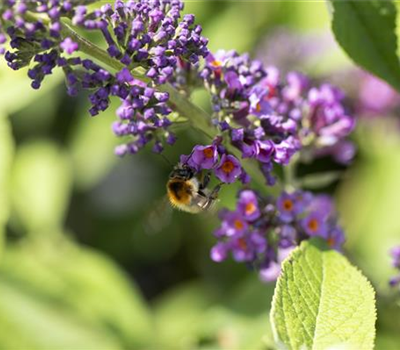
[167,163,222,214]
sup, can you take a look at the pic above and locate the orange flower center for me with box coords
[222,160,235,174]
[211,60,222,68]
[327,237,335,247]
[245,202,257,216]
[283,199,293,211]
[203,147,214,159]
[234,219,244,230]
[256,102,262,113]
[308,219,319,232]
[238,237,247,250]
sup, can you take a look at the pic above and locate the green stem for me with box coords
[283,153,299,191]
[62,23,125,73]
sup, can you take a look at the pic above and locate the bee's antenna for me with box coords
[182,148,195,166]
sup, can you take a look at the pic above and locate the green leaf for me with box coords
[330,0,400,91]
[270,239,376,350]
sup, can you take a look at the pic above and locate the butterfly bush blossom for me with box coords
[0,0,355,282]
[211,190,345,280]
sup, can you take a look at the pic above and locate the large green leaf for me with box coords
[271,239,376,350]
[330,0,400,92]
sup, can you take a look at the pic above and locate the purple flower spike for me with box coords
[215,154,242,184]
[60,37,78,55]
[1,0,210,158]
[213,189,346,280]
[237,190,260,221]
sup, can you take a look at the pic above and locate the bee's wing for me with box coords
[193,191,220,215]
[203,198,220,216]
[142,196,173,235]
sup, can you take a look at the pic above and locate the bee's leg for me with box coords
[210,183,223,199]
[199,172,211,190]
[203,183,224,209]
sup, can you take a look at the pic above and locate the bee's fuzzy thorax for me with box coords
[166,178,202,213]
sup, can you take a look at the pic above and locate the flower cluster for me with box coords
[199,50,356,185]
[97,0,208,83]
[389,246,400,287]
[1,0,208,155]
[211,189,345,281]
[258,27,400,121]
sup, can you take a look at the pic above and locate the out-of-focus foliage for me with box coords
[0,1,400,349]
[336,119,400,349]
[69,99,119,190]
[0,68,63,115]
[153,277,276,350]
[11,141,72,234]
[338,120,400,286]
[0,237,153,349]
[0,114,13,257]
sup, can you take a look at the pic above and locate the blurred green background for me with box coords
[1,1,400,349]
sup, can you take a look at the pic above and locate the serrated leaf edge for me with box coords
[270,241,377,350]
